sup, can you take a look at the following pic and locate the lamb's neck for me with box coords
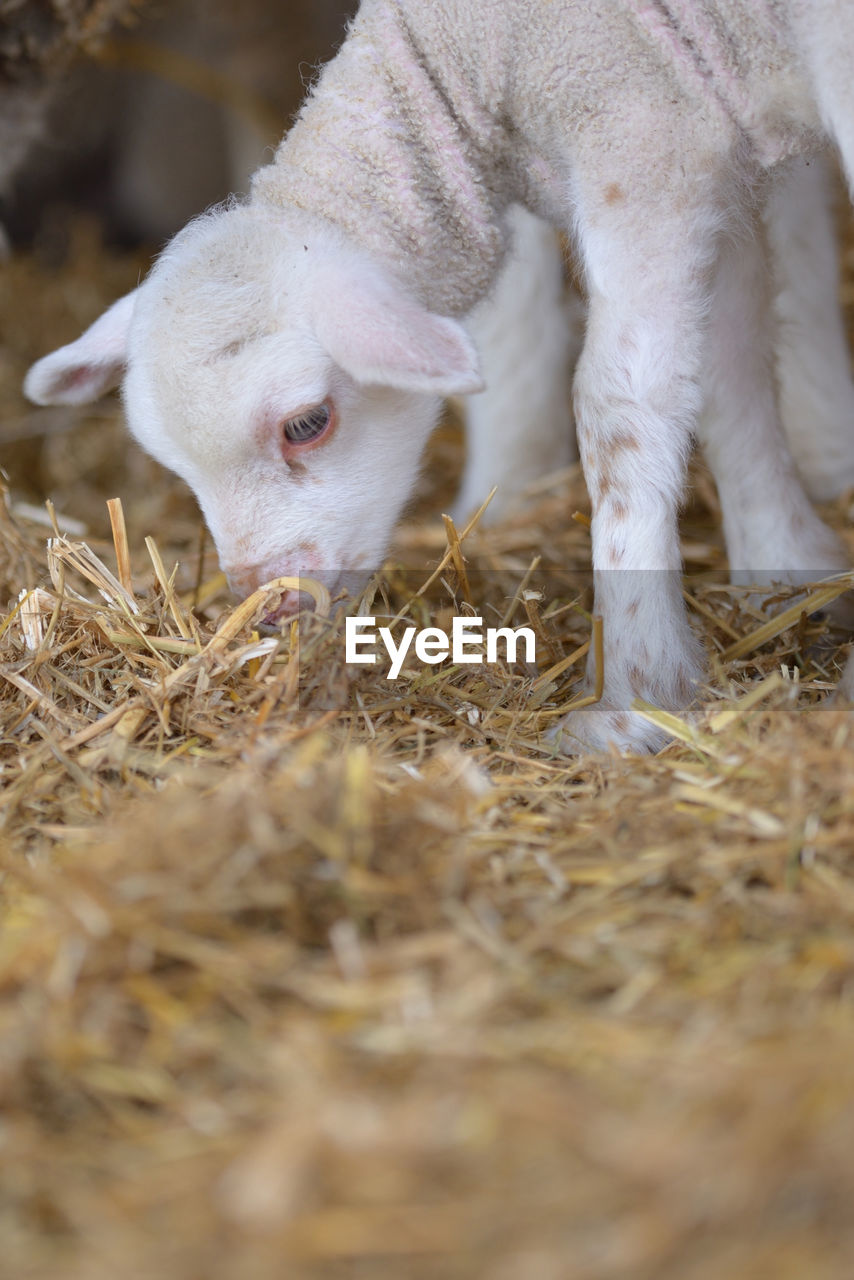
[249,0,509,318]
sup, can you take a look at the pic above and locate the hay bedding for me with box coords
[2,224,854,1280]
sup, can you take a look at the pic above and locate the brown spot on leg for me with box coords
[605,538,627,567]
[604,183,624,205]
[612,431,641,454]
[600,431,642,465]
[628,664,646,694]
[595,468,613,500]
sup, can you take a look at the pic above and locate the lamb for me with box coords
[23,0,854,753]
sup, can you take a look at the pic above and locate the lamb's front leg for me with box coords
[696,210,849,593]
[555,209,710,755]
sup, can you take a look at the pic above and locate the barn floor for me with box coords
[3,213,854,1280]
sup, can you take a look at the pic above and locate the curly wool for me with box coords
[250,0,822,315]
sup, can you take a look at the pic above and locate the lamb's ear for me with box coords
[313,267,483,396]
[23,290,138,406]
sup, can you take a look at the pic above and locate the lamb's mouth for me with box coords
[260,586,318,627]
[253,569,371,629]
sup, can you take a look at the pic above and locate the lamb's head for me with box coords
[25,203,483,609]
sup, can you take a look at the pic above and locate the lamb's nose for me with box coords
[225,545,322,601]
[225,566,262,598]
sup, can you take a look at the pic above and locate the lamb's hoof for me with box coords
[551,702,669,756]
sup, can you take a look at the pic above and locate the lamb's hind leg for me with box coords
[454,205,579,524]
[695,206,849,599]
[554,185,717,755]
[767,153,854,500]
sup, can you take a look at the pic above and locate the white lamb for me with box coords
[23,0,854,752]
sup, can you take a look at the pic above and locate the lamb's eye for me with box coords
[283,402,333,445]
